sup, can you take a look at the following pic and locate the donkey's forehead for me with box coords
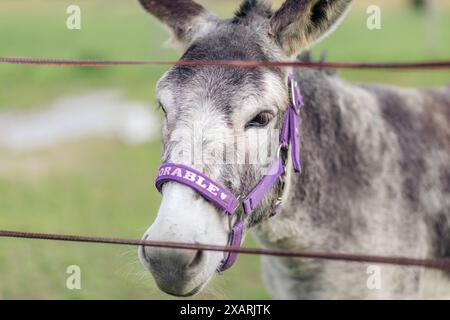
[157,67,286,115]
[183,20,271,59]
[157,23,287,112]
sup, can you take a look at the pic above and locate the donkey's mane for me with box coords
[234,0,273,20]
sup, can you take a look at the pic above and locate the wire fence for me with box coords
[1,230,450,272]
[1,56,450,70]
[1,55,450,274]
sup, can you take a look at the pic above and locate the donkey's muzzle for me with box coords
[139,237,206,296]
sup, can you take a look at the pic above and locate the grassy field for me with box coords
[0,0,449,300]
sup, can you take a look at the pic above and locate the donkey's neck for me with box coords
[253,68,379,249]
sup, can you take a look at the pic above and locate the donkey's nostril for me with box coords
[142,244,206,274]
[140,234,151,264]
[187,250,204,270]
[140,245,150,264]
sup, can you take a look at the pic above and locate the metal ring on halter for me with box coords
[290,79,300,115]
[276,143,289,160]
[231,195,242,214]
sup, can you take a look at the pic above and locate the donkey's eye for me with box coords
[245,111,275,129]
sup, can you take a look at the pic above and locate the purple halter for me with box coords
[154,73,304,272]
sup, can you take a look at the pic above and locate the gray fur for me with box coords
[255,68,450,299]
[270,0,353,56]
[140,0,450,299]
[139,0,219,47]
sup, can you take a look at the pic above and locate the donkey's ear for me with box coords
[139,0,218,51]
[269,0,352,57]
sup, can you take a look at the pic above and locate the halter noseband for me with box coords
[154,73,304,272]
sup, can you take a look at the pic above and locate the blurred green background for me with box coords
[0,0,449,300]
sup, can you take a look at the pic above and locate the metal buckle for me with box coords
[233,195,244,215]
[276,175,286,203]
[276,143,288,200]
[271,167,286,218]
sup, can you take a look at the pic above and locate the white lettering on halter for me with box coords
[207,184,219,196]
[171,168,183,177]
[184,170,197,182]
[160,166,229,202]
[196,176,208,189]
[161,167,171,176]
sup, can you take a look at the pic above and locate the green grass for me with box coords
[0,140,266,299]
[314,8,450,87]
[0,0,449,300]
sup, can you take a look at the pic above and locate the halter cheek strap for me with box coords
[154,73,304,272]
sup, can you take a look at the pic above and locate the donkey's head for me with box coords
[138,0,352,297]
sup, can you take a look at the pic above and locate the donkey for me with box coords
[138,0,450,299]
